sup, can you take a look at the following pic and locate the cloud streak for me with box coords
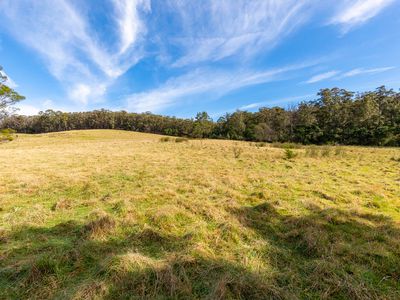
[330,0,394,32]
[306,66,395,84]
[125,62,316,112]
[305,71,340,84]
[339,66,395,78]
[165,0,314,67]
[113,0,151,55]
[123,0,323,112]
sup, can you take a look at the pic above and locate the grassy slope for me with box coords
[0,130,399,299]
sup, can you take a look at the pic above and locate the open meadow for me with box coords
[1,130,400,299]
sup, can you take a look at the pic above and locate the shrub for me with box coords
[284,148,297,160]
[175,137,189,143]
[112,200,128,216]
[0,128,16,142]
[83,211,116,238]
[160,137,171,142]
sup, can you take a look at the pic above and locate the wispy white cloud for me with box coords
[112,0,151,55]
[167,0,314,67]
[330,0,394,32]
[339,66,395,78]
[305,66,395,84]
[239,103,263,110]
[125,62,316,112]
[305,71,339,84]
[0,0,149,106]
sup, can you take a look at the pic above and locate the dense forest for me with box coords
[1,86,399,146]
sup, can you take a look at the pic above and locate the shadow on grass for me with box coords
[1,218,283,299]
[0,219,193,299]
[1,203,400,299]
[231,202,400,299]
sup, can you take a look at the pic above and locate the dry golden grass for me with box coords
[0,130,399,299]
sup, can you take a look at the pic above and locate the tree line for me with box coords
[1,86,399,146]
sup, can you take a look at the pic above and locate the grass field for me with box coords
[1,130,399,299]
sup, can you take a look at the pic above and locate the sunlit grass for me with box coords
[1,130,399,299]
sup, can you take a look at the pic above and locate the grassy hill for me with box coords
[1,130,399,299]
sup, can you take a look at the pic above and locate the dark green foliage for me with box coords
[1,86,399,146]
[254,123,273,142]
[192,112,214,138]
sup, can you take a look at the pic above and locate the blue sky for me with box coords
[0,0,399,118]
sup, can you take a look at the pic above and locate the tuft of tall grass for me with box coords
[283,148,297,160]
[305,145,346,158]
[83,211,116,238]
[321,146,331,157]
[233,146,243,158]
[271,142,302,149]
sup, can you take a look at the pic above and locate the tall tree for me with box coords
[192,112,214,138]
